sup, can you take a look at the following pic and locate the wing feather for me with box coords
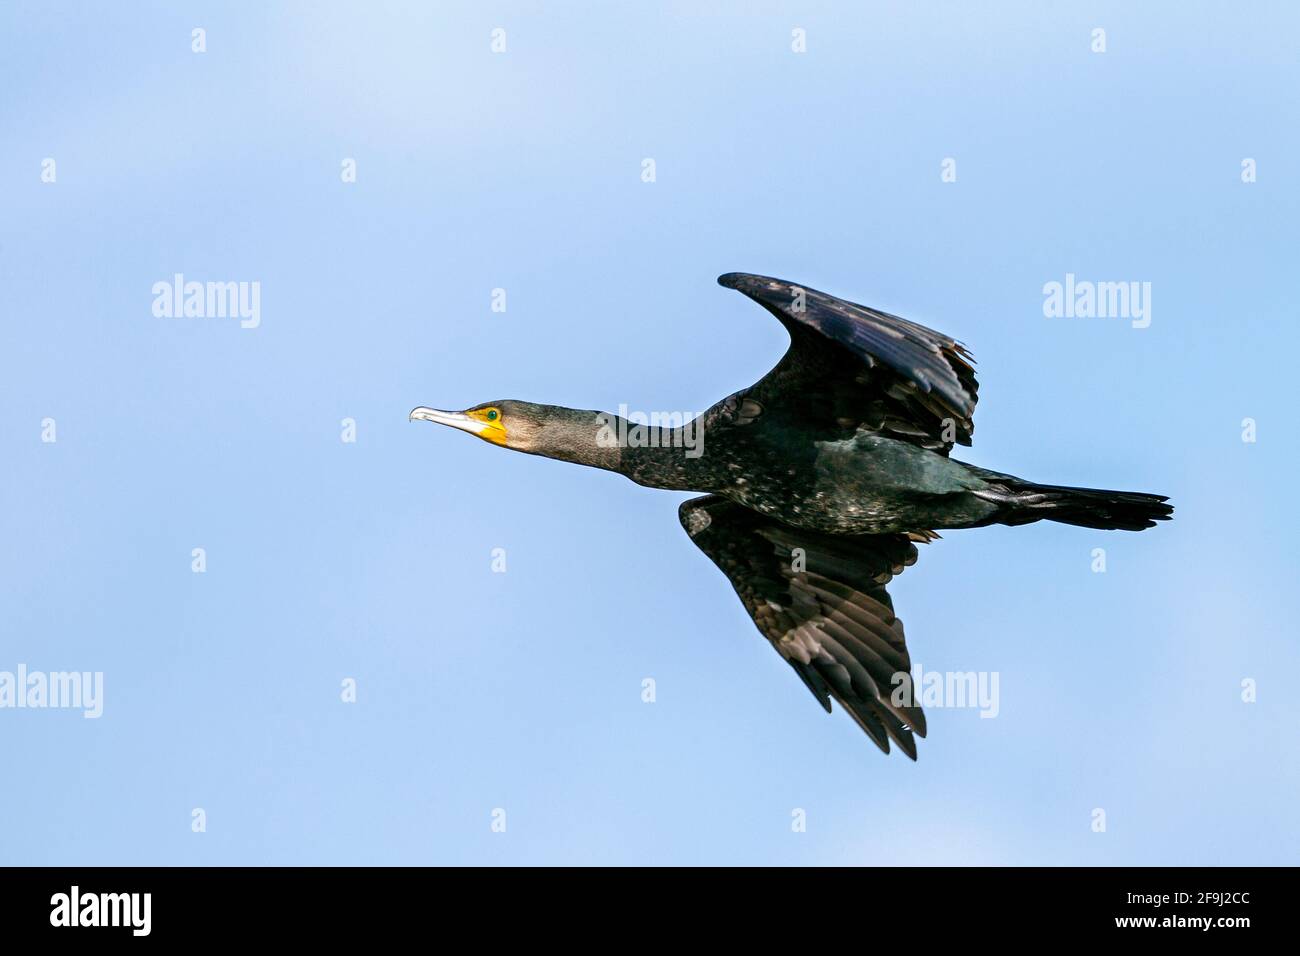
[717,272,979,452]
[680,494,929,759]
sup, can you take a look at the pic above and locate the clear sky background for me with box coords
[2,2,1297,865]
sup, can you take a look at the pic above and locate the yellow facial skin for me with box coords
[467,406,508,446]
[409,404,511,447]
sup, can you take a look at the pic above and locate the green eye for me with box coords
[486,409,499,421]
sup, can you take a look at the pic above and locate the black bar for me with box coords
[0,866,1277,940]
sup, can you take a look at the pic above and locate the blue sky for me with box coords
[1,2,1297,865]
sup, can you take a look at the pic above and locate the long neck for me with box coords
[528,410,624,472]
[530,409,715,491]
[604,414,713,491]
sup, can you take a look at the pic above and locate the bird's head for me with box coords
[409,400,533,449]
[410,400,619,467]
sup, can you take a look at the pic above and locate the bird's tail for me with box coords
[968,470,1173,531]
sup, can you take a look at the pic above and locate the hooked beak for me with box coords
[409,406,486,436]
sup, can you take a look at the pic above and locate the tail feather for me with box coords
[970,473,1173,531]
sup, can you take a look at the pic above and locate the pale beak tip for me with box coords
[410,406,483,437]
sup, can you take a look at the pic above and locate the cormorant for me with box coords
[411,273,1172,759]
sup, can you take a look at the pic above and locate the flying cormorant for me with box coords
[411,273,1172,759]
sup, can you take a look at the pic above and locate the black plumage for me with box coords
[679,494,927,757]
[412,272,1172,758]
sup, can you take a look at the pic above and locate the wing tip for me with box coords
[718,271,791,295]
